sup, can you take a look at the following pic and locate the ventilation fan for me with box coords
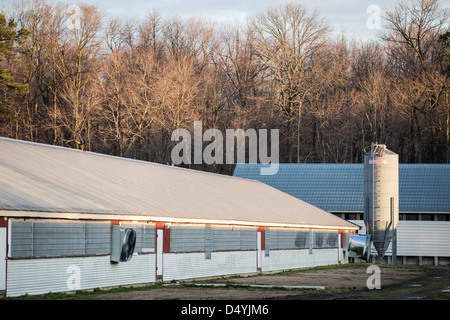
[344,233,372,261]
[111,226,137,263]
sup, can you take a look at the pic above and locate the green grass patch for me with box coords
[426,291,450,300]
[202,262,428,282]
[173,281,360,297]
[369,275,450,299]
[0,282,168,300]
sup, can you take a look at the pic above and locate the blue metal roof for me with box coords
[233,164,450,213]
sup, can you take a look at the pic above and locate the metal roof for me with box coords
[0,137,358,230]
[233,163,450,214]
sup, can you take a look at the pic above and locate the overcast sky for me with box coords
[98,0,395,41]
[3,0,449,41]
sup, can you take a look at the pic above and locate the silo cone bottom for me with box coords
[373,235,393,257]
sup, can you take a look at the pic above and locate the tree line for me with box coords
[0,0,449,175]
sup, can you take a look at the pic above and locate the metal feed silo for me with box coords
[364,144,399,261]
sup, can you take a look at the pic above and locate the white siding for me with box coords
[262,248,339,272]
[0,228,6,291]
[397,221,450,256]
[6,254,156,297]
[163,248,339,280]
[163,251,257,281]
[350,220,450,257]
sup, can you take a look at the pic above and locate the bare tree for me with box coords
[2,0,449,168]
[56,4,103,150]
[247,2,331,162]
[383,0,449,162]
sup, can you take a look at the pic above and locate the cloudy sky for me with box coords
[4,0,447,41]
[100,0,395,41]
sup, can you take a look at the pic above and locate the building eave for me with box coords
[0,210,360,231]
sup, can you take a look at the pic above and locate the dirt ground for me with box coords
[90,265,450,300]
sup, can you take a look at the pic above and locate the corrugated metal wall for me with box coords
[205,226,213,259]
[7,219,157,297]
[10,219,156,258]
[351,220,450,257]
[314,231,339,248]
[268,229,338,250]
[10,220,32,258]
[163,251,257,281]
[10,219,110,258]
[7,255,156,297]
[6,219,345,296]
[121,223,155,253]
[170,224,205,252]
[85,223,112,255]
[212,226,257,251]
[270,229,310,249]
[397,221,450,256]
[169,225,258,253]
[162,227,340,281]
[168,225,339,256]
[262,248,339,272]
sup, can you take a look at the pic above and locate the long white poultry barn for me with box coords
[0,137,358,297]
